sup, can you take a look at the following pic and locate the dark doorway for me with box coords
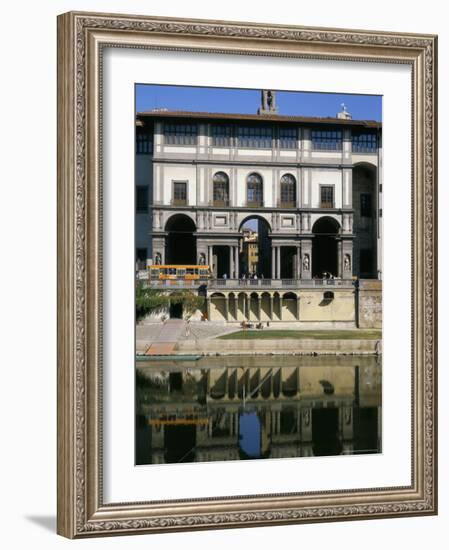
[354,407,380,454]
[169,372,183,393]
[164,424,196,463]
[213,246,230,278]
[165,214,196,264]
[169,301,183,319]
[312,217,340,278]
[312,408,342,456]
[280,246,296,278]
[240,216,271,278]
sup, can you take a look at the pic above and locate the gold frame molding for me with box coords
[57,11,438,538]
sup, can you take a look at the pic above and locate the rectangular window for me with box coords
[360,193,372,217]
[213,183,229,206]
[173,181,187,205]
[352,131,378,153]
[279,127,297,149]
[136,132,153,154]
[311,130,342,151]
[238,126,272,148]
[247,186,263,205]
[320,186,334,208]
[280,183,295,205]
[136,186,149,212]
[164,123,197,145]
[211,124,232,146]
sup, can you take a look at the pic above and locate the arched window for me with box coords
[247,173,263,207]
[213,172,229,206]
[280,173,296,207]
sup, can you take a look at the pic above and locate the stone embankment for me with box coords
[175,338,381,356]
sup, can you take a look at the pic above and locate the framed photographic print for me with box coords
[57,11,437,538]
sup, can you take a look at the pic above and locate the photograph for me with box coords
[134,85,383,465]
[55,10,437,537]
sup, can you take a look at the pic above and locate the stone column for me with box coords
[208,416,213,437]
[229,246,234,279]
[271,246,276,279]
[337,240,343,278]
[279,295,283,320]
[207,246,212,267]
[301,408,312,443]
[296,245,301,280]
[257,295,262,321]
[340,405,354,442]
[269,295,274,320]
[276,414,282,434]
[276,246,281,280]
[224,295,229,321]
[296,295,300,320]
[235,246,240,279]
[342,167,352,209]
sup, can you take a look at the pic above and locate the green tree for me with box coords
[136,283,204,322]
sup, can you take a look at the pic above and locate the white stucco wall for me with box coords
[310,169,343,208]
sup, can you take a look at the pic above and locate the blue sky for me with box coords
[239,412,261,458]
[136,84,382,121]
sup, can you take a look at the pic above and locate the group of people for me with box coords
[218,272,265,282]
[240,320,270,330]
[240,272,264,281]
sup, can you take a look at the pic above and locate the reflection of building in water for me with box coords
[136,358,381,465]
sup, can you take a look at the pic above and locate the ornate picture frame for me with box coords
[57,11,437,538]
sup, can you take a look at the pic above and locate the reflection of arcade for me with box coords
[136,356,381,465]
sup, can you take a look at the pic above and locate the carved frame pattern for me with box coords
[57,11,437,538]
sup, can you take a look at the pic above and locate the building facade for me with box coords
[136,91,382,326]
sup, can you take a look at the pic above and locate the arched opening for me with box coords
[280,173,296,208]
[213,171,229,207]
[228,292,237,321]
[353,163,378,278]
[210,292,227,321]
[239,216,271,278]
[249,292,260,321]
[169,301,183,319]
[282,292,298,320]
[165,214,196,265]
[246,172,263,207]
[312,217,340,278]
[260,292,271,321]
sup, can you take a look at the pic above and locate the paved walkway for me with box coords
[136,320,239,355]
[144,319,186,355]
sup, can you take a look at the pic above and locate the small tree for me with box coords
[135,282,204,322]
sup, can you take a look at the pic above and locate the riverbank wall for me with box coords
[175,338,381,356]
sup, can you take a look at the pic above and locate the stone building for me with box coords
[135,91,382,326]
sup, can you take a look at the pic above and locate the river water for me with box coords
[136,354,381,465]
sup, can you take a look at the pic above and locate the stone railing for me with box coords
[141,276,355,290]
